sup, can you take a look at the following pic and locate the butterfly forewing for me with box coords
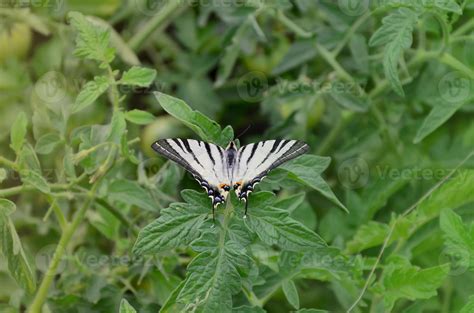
[151,139,230,206]
[232,139,309,202]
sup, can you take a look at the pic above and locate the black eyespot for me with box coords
[233,184,239,189]
[223,185,230,191]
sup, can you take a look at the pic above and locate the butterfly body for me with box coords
[151,138,309,218]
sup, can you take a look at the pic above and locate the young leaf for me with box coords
[413,101,464,143]
[119,298,137,313]
[0,216,36,293]
[369,8,418,96]
[154,92,233,146]
[20,169,50,193]
[381,262,449,310]
[282,279,300,309]
[119,66,157,87]
[345,221,389,254]
[35,132,62,154]
[10,112,28,154]
[68,11,115,64]
[72,76,110,113]
[124,109,156,125]
[0,168,7,184]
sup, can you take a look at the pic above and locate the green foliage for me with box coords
[1,2,474,313]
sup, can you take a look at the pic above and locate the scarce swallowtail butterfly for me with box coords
[151,139,309,221]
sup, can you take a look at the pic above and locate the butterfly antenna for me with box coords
[235,125,251,141]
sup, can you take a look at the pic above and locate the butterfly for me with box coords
[151,139,309,221]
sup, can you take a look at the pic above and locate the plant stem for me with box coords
[333,11,372,57]
[317,111,353,155]
[0,156,17,169]
[28,184,99,313]
[128,0,187,51]
[276,9,313,38]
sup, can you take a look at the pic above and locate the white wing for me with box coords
[232,139,309,210]
[151,139,230,207]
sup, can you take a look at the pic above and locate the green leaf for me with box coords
[244,192,327,251]
[369,8,418,97]
[35,132,62,154]
[108,179,156,212]
[72,76,110,113]
[124,109,155,125]
[108,111,126,144]
[119,66,157,87]
[381,262,449,310]
[154,92,233,146]
[215,20,251,87]
[68,11,115,64]
[20,169,50,193]
[177,247,242,313]
[0,168,7,184]
[119,299,137,313]
[282,279,300,309]
[440,208,474,270]
[133,190,209,255]
[232,306,266,313]
[272,40,317,75]
[0,216,36,293]
[423,0,462,14]
[280,155,347,212]
[460,296,474,313]
[10,112,28,154]
[416,169,474,219]
[345,221,389,254]
[414,102,464,143]
[0,199,16,216]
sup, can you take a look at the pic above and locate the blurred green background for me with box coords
[1,0,474,312]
